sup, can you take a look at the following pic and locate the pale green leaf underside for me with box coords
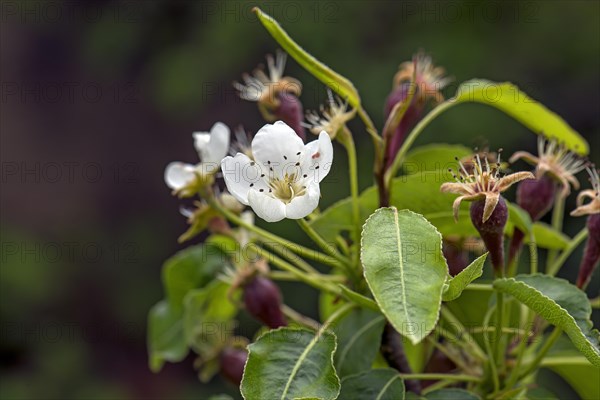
[333,309,386,377]
[183,280,237,356]
[147,300,187,373]
[361,208,447,344]
[443,253,488,302]
[253,7,360,108]
[493,274,600,366]
[339,369,405,400]
[453,79,588,155]
[241,328,340,400]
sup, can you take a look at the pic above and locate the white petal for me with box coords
[221,153,268,205]
[164,162,196,190]
[193,132,211,154]
[301,131,334,183]
[194,122,230,167]
[248,190,286,222]
[252,121,305,179]
[285,182,321,219]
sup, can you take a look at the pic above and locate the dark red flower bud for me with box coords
[219,347,248,386]
[275,92,305,141]
[509,175,556,263]
[577,213,600,289]
[443,240,469,276]
[470,197,508,274]
[243,276,287,329]
[383,83,424,170]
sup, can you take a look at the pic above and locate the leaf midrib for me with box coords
[393,209,411,332]
[337,316,385,370]
[375,375,402,400]
[280,333,321,400]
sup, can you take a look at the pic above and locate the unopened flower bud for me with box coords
[243,276,287,329]
[577,213,600,288]
[384,83,424,170]
[219,347,248,385]
[442,239,469,276]
[274,92,305,140]
[509,175,556,263]
[470,197,508,274]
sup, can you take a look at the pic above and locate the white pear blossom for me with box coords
[221,121,333,222]
[164,122,230,192]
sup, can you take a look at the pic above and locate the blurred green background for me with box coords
[1,0,598,399]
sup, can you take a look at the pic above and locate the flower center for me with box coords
[268,173,306,204]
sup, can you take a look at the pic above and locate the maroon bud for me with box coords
[509,175,557,263]
[443,240,469,276]
[275,92,305,141]
[470,197,508,275]
[577,213,600,289]
[219,347,248,385]
[243,276,287,329]
[384,84,424,170]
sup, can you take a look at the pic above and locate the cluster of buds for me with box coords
[508,137,587,263]
[441,151,534,273]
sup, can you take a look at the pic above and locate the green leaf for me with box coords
[339,369,405,400]
[333,309,386,377]
[403,144,472,175]
[338,285,380,312]
[541,336,600,399]
[507,203,533,234]
[529,223,570,250]
[241,328,340,400]
[453,80,588,155]
[162,244,227,311]
[361,208,448,344]
[443,253,488,302]
[183,280,238,356]
[424,388,481,399]
[147,300,187,372]
[253,7,360,108]
[493,274,600,366]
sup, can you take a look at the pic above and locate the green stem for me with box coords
[494,266,506,371]
[519,328,562,379]
[262,240,320,274]
[464,283,494,292]
[546,194,565,269]
[440,307,487,361]
[397,373,481,383]
[426,336,472,373]
[297,219,351,267]
[252,245,339,295]
[528,231,538,275]
[384,101,456,184]
[357,106,380,143]
[281,304,321,330]
[339,128,362,270]
[547,228,588,276]
[320,302,355,332]
[208,197,343,269]
[482,304,500,393]
[505,308,534,389]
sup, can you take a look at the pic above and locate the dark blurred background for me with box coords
[1,0,598,399]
